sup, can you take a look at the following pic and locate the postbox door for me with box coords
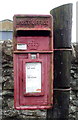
[14,53,53,109]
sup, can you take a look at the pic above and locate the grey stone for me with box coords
[2,90,13,96]
[71,70,75,74]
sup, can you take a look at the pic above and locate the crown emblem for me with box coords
[28,40,39,50]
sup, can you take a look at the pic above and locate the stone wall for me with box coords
[69,43,78,120]
[1,40,78,120]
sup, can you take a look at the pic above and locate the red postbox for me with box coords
[13,15,53,110]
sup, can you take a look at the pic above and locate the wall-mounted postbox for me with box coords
[13,15,53,110]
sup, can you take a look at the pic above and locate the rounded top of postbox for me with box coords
[13,14,53,31]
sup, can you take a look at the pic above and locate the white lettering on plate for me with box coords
[17,44,27,50]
